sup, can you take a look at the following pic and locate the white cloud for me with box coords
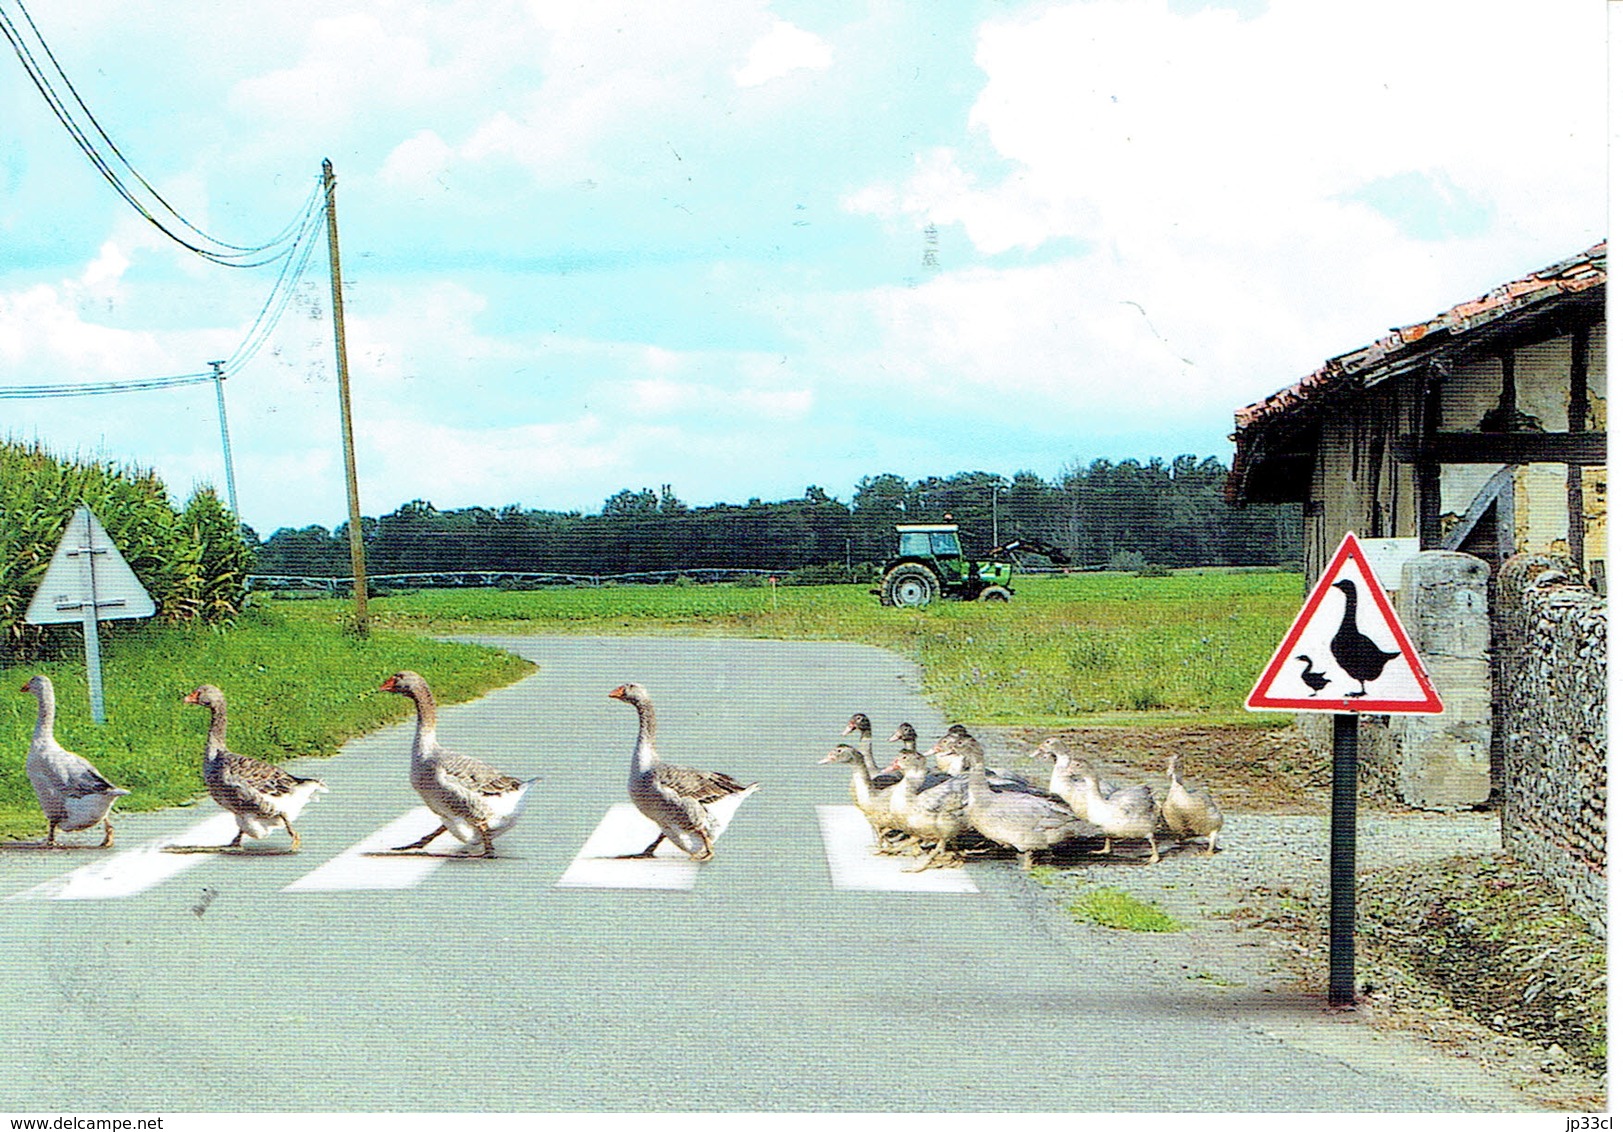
[734,19,832,87]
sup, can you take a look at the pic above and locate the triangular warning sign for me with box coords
[24,505,157,626]
[1247,532,1442,714]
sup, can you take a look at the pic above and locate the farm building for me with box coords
[1228,241,1606,586]
[1227,242,1607,933]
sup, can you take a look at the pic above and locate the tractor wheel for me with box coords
[883,564,941,608]
[977,585,1012,602]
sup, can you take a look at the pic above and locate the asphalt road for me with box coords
[0,636,1525,1112]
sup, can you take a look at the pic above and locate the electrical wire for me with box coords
[0,371,215,399]
[0,191,330,397]
[0,0,311,267]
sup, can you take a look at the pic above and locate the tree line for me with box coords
[251,456,1300,579]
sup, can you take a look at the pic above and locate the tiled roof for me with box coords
[1227,242,1606,503]
[1232,242,1606,437]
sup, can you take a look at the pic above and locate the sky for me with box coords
[0,0,1608,535]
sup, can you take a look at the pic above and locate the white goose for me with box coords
[612,682,758,861]
[20,674,128,847]
[381,671,539,857]
[185,684,327,851]
[1165,753,1224,855]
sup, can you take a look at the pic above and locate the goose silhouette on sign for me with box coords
[1329,579,1400,696]
[1295,655,1330,696]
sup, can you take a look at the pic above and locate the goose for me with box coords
[820,743,908,850]
[1296,655,1330,696]
[885,747,974,870]
[1069,765,1160,863]
[381,671,539,857]
[1031,737,1118,800]
[959,743,1096,870]
[1164,753,1224,855]
[611,682,758,861]
[184,684,327,851]
[19,674,128,847]
[1329,579,1399,696]
[928,729,1043,795]
[842,712,887,779]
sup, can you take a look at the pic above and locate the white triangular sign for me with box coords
[1247,532,1442,714]
[23,506,157,626]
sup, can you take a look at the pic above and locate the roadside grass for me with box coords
[280,570,1301,727]
[0,604,534,841]
[1065,886,1186,932]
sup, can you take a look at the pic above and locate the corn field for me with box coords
[0,441,252,659]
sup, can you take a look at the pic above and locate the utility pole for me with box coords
[206,360,240,519]
[323,158,369,633]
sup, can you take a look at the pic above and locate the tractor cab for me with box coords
[896,524,968,581]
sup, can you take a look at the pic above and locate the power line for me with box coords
[0,0,311,267]
[0,371,215,399]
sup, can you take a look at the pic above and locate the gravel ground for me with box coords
[964,722,1608,1111]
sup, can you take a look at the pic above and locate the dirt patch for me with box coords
[1236,854,1607,1109]
[972,721,1607,1111]
[992,721,1393,812]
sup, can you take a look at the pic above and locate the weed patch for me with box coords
[1067,886,1185,932]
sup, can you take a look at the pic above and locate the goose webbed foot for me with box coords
[1090,838,1114,856]
[284,818,302,853]
[615,832,665,859]
[393,824,447,852]
[227,830,245,850]
[99,820,115,849]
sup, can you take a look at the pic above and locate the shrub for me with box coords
[0,441,251,659]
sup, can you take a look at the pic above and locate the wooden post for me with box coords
[323,158,369,634]
[1329,712,1358,1005]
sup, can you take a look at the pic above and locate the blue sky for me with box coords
[0,0,1607,534]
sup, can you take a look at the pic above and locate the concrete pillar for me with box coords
[1391,550,1493,809]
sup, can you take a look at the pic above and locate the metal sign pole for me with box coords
[75,510,108,724]
[1329,712,1358,1005]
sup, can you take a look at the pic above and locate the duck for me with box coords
[958,742,1096,870]
[1296,655,1330,696]
[1329,579,1399,696]
[611,682,758,861]
[19,674,129,847]
[380,671,538,857]
[889,721,919,755]
[820,742,907,849]
[1164,753,1224,856]
[1069,763,1160,863]
[933,723,975,774]
[884,747,974,870]
[842,712,891,780]
[184,684,327,851]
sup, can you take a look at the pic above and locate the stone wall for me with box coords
[1495,553,1607,937]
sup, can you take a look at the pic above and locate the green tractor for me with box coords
[875,524,1070,608]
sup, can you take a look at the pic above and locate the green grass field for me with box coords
[1,569,1301,840]
[293,569,1302,726]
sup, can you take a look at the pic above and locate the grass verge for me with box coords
[0,604,534,841]
[1065,886,1186,932]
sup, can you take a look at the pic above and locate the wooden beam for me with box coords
[1393,430,1607,465]
[1417,365,1443,548]
[1568,324,1591,570]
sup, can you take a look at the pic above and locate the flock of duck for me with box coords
[15,673,1221,872]
[822,713,1224,870]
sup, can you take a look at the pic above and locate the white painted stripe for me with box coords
[282,808,452,892]
[5,813,241,902]
[556,791,755,891]
[816,805,978,893]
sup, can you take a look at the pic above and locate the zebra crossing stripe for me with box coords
[5,813,241,901]
[556,790,756,891]
[282,808,452,892]
[816,805,978,893]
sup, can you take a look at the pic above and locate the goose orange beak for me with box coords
[380,675,399,692]
[183,690,200,704]
[609,685,628,700]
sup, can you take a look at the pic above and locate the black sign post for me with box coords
[1328,712,1359,1005]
